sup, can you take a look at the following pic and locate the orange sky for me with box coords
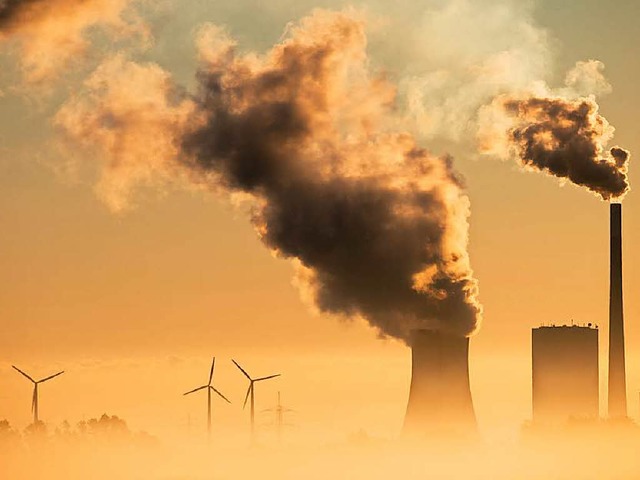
[1,0,639,442]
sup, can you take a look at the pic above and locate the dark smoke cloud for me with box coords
[0,0,60,31]
[0,0,68,36]
[0,0,130,31]
[0,0,31,28]
[55,10,482,341]
[0,0,141,84]
[482,94,630,200]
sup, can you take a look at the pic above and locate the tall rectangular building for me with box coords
[532,325,599,424]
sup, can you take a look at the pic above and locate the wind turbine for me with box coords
[183,357,231,439]
[232,359,280,437]
[12,365,64,424]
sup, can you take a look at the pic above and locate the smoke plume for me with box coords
[403,0,550,141]
[478,63,630,200]
[0,0,142,84]
[55,54,197,211]
[55,10,482,341]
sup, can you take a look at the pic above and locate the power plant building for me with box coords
[531,325,599,424]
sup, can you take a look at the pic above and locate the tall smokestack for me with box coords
[403,330,476,439]
[608,202,627,418]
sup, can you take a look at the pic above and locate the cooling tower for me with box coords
[532,325,599,424]
[608,203,627,418]
[402,329,476,438]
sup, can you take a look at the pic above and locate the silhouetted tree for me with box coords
[85,414,130,440]
[22,420,48,449]
[0,419,20,444]
[0,419,13,435]
[23,420,47,436]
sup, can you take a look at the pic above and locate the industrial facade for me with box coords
[531,325,599,424]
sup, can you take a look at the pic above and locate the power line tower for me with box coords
[263,391,294,444]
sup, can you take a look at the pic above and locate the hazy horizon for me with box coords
[1,0,640,477]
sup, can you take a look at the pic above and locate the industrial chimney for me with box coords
[608,203,627,418]
[403,329,476,439]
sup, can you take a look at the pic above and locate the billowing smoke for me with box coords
[506,96,629,200]
[402,0,550,141]
[55,54,196,211]
[0,0,142,84]
[55,10,482,341]
[479,62,630,201]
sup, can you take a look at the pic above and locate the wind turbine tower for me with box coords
[12,365,64,424]
[232,359,280,439]
[183,357,231,439]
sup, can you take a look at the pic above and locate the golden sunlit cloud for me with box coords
[54,54,197,211]
[0,0,146,85]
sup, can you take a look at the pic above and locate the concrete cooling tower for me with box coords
[402,329,476,439]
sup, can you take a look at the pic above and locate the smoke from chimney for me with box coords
[55,10,483,342]
[478,59,630,201]
[507,97,629,200]
[480,94,630,200]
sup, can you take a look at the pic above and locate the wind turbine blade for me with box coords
[183,385,208,396]
[212,387,231,404]
[38,371,64,383]
[12,366,35,383]
[255,374,281,382]
[31,387,36,413]
[208,357,215,386]
[232,359,252,380]
[242,384,252,410]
